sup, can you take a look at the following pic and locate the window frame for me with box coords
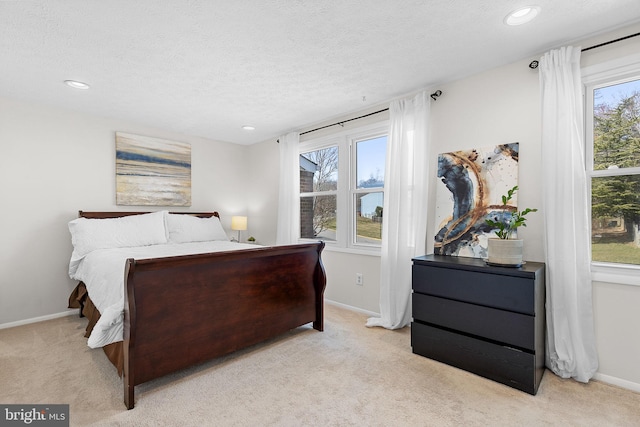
[299,140,340,243]
[583,53,640,286]
[298,121,388,254]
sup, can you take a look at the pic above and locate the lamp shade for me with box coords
[231,216,247,231]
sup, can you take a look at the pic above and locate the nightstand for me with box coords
[411,254,545,394]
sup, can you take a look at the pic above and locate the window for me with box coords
[354,135,386,244]
[586,74,640,267]
[299,146,338,241]
[299,124,387,251]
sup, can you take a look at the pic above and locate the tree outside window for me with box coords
[300,146,338,240]
[590,78,640,265]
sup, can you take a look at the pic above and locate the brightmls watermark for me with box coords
[1,405,68,426]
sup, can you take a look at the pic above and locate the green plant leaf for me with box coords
[485,185,537,239]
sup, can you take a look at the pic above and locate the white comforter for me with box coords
[69,241,258,348]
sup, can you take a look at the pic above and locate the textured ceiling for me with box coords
[2,1,640,145]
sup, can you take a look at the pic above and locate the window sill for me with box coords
[299,239,381,257]
[591,262,640,287]
[323,245,382,257]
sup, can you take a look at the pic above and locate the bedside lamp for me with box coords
[231,216,247,242]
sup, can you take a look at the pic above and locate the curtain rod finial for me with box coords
[529,60,539,69]
[430,90,442,101]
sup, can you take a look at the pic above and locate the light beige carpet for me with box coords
[1,303,639,426]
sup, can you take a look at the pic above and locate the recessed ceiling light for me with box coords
[504,6,540,26]
[242,125,255,131]
[64,80,90,90]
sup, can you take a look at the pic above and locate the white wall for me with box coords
[592,281,640,388]
[426,28,640,389]
[1,22,638,390]
[0,96,250,326]
[245,138,279,245]
[428,58,544,261]
[578,23,640,389]
[247,23,640,390]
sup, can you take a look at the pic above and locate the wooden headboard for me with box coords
[78,211,220,219]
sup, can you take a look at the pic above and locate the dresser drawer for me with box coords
[411,322,538,394]
[412,265,534,315]
[412,293,535,350]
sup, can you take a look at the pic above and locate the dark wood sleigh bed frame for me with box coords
[69,211,326,409]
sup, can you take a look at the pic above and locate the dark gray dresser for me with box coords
[411,254,545,394]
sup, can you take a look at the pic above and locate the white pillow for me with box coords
[165,214,229,243]
[69,211,168,261]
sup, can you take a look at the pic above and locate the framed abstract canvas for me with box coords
[434,143,519,258]
[116,132,191,206]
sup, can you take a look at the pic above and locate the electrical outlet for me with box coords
[356,273,363,286]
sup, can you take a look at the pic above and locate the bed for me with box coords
[67,210,326,409]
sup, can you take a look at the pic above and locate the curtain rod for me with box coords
[528,31,640,69]
[286,90,443,140]
[299,108,389,136]
[582,31,640,52]
[277,108,388,142]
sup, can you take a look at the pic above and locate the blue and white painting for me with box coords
[434,143,519,258]
[116,132,191,206]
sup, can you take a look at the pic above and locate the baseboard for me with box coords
[593,372,640,393]
[0,309,76,330]
[325,299,380,317]
[5,305,639,395]
[9,302,378,329]
[324,300,640,393]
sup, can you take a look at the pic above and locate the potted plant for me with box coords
[485,185,537,266]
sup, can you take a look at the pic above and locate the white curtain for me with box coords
[367,91,431,329]
[276,132,300,245]
[539,46,599,382]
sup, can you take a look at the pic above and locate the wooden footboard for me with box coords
[122,241,326,409]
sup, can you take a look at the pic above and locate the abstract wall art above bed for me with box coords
[116,132,191,206]
[434,143,519,258]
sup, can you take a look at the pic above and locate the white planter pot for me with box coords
[487,238,523,266]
